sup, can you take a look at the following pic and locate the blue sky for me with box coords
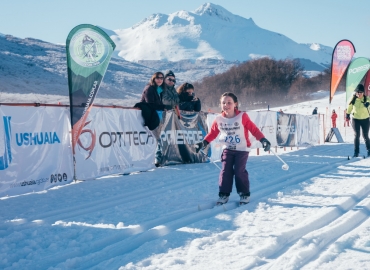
[1,0,370,58]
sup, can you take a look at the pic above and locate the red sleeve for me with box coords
[204,120,220,143]
[242,113,265,141]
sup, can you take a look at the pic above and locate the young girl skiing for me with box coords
[196,92,271,205]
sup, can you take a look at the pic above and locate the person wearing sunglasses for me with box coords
[135,71,172,130]
[161,70,180,110]
[346,83,370,158]
[138,71,170,111]
[176,82,201,112]
[134,71,174,167]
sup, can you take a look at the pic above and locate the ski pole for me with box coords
[270,149,289,170]
[199,149,222,171]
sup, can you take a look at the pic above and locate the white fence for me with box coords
[0,105,320,197]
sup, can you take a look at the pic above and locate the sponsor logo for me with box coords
[0,116,12,170]
[9,177,48,188]
[50,173,68,183]
[99,131,154,148]
[349,64,370,74]
[16,132,61,146]
[336,45,352,61]
[160,130,203,145]
[77,121,96,160]
[69,29,110,68]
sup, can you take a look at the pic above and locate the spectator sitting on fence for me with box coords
[134,71,172,130]
[331,109,337,128]
[176,82,201,112]
[162,70,180,110]
[312,107,318,115]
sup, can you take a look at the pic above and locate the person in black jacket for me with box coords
[176,83,201,112]
[312,107,318,115]
[135,72,173,129]
[135,72,172,167]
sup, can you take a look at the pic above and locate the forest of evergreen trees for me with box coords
[194,58,342,111]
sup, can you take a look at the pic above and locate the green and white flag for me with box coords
[345,57,370,104]
[66,24,115,153]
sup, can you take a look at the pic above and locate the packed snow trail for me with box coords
[1,143,370,269]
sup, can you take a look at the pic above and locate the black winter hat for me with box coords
[355,84,365,93]
[164,70,175,78]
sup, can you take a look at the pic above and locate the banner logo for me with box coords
[69,30,110,68]
[0,116,12,170]
[15,132,61,146]
[336,45,352,60]
[77,121,96,160]
[349,64,370,74]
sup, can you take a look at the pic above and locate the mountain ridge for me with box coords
[109,2,332,66]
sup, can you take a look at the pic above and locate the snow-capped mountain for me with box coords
[110,3,332,68]
[0,3,333,104]
[0,35,236,104]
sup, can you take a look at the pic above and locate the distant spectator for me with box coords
[177,83,201,112]
[331,109,337,128]
[278,109,284,114]
[312,107,318,115]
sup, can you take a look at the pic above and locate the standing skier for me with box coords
[196,92,271,205]
[346,84,370,157]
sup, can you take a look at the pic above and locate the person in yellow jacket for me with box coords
[346,84,370,157]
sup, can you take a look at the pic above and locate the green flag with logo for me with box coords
[346,57,370,104]
[66,24,115,153]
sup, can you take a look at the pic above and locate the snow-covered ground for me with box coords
[1,91,370,269]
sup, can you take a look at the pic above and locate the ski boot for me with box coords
[239,193,250,205]
[216,192,229,205]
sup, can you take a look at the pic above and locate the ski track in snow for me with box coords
[1,144,370,269]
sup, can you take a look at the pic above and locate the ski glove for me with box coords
[365,102,370,108]
[346,114,351,121]
[195,140,209,153]
[259,138,271,152]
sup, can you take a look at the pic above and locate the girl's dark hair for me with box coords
[220,92,238,111]
[350,93,367,105]
[176,82,194,94]
[149,72,164,86]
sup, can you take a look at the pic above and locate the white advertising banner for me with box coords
[0,106,74,197]
[74,107,156,180]
[247,111,278,148]
[296,114,320,146]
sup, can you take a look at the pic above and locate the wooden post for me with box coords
[321,113,325,144]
